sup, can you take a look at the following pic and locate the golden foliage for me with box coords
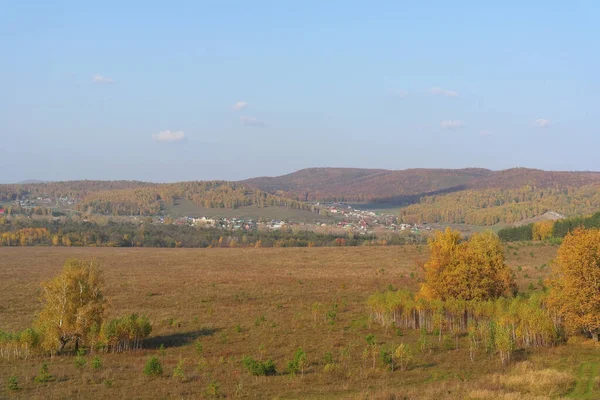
[35,259,106,352]
[548,228,600,340]
[532,221,553,241]
[419,228,516,301]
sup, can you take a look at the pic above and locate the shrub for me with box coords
[143,356,163,377]
[34,362,52,383]
[194,340,204,356]
[241,356,277,376]
[205,379,221,397]
[365,334,376,346]
[91,355,102,370]
[74,349,87,368]
[287,348,308,376]
[172,359,185,381]
[7,375,19,391]
[197,357,208,372]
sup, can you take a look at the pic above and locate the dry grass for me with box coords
[0,244,585,399]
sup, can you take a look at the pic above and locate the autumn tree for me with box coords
[532,220,554,241]
[419,228,516,301]
[36,259,105,353]
[548,228,600,341]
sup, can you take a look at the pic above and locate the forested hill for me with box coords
[0,181,318,216]
[242,167,600,225]
[242,167,493,202]
[242,167,600,203]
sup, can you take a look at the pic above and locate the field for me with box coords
[0,244,598,399]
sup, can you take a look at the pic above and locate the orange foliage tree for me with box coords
[532,220,554,241]
[419,228,516,301]
[548,228,600,341]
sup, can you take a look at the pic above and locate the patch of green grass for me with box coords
[569,360,600,399]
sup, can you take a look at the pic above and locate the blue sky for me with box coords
[1,1,599,182]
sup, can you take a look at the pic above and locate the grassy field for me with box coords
[0,244,597,399]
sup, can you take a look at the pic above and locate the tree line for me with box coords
[498,211,600,242]
[0,218,425,248]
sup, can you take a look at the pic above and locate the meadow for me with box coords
[0,244,597,399]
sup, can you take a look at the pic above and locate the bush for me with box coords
[91,355,103,370]
[287,348,308,376]
[205,379,221,397]
[194,340,204,355]
[365,334,376,346]
[172,359,186,381]
[74,349,87,368]
[241,356,277,376]
[7,375,19,391]
[143,356,163,377]
[34,362,52,383]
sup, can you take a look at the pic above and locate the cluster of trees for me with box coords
[0,260,152,359]
[0,218,425,248]
[76,181,320,216]
[399,185,600,225]
[369,227,600,365]
[0,228,51,246]
[498,211,600,242]
[0,180,152,202]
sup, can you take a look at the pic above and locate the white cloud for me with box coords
[152,130,186,142]
[430,87,458,97]
[240,116,266,127]
[480,130,493,136]
[233,101,248,111]
[92,74,114,84]
[440,120,465,129]
[534,118,550,128]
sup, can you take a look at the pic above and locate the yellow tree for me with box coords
[419,228,516,301]
[532,220,554,241]
[549,228,600,341]
[36,259,105,352]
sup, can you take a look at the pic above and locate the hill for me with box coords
[243,167,493,203]
[243,167,600,225]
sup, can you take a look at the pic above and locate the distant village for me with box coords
[2,196,428,236]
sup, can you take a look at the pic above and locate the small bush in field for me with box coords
[205,379,221,397]
[241,356,277,376]
[172,359,186,381]
[195,340,204,356]
[91,356,103,370]
[75,349,87,368]
[365,334,376,346]
[197,357,208,372]
[34,362,52,383]
[7,375,19,391]
[143,356,163,377]
[287,348,308,376]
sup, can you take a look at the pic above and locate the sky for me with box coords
[1,1,599,183]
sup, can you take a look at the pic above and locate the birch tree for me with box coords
[36,259,105,353]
